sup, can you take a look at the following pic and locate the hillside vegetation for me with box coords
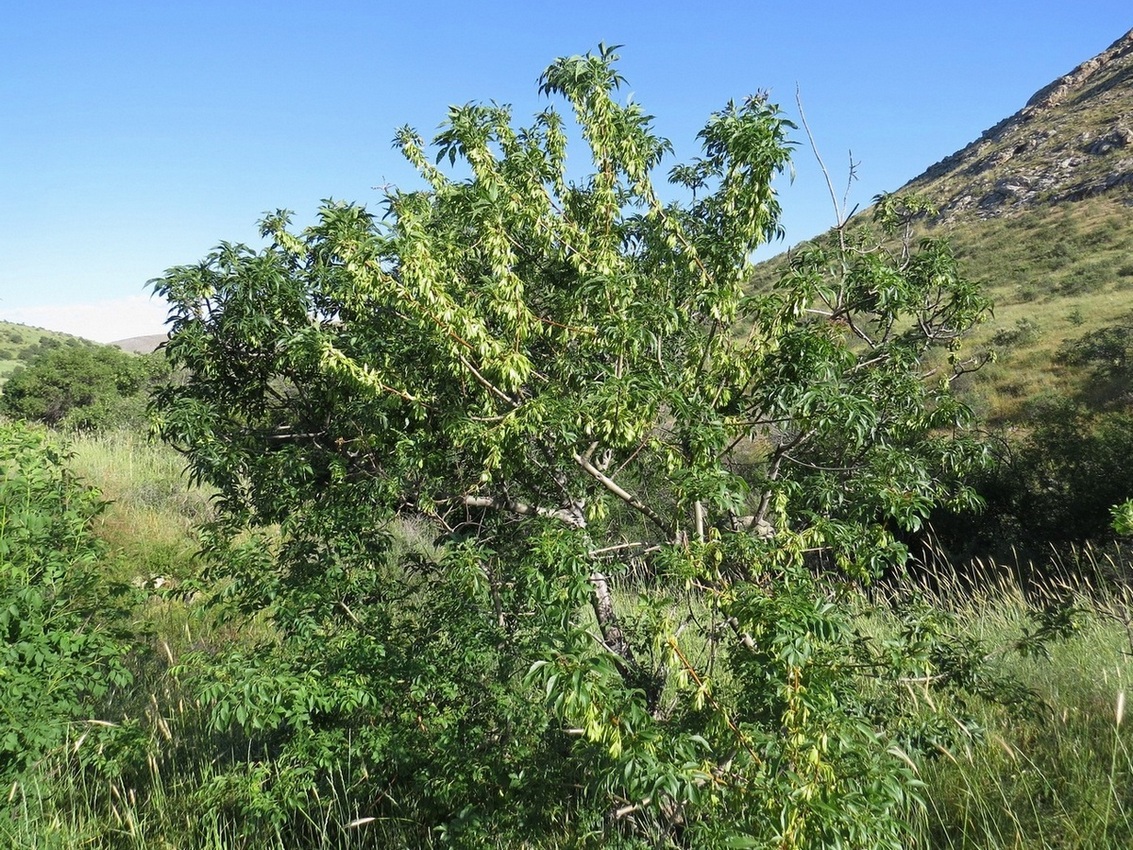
[0,320,98,387]
[0,334,168,430]
[944,195,1133,420]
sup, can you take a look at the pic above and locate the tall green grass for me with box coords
[901,553,1133,849]
[62,429,234,665]
[67,429,213,584]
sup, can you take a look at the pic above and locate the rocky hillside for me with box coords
[905,28,1133,219]
[857,28,1133,422]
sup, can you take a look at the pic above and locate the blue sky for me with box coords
[2,2,1130,341]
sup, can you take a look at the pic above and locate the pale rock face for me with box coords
[1084,126,1133,156]
[901,28,1133,223]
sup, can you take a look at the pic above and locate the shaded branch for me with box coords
[574,452,670,535]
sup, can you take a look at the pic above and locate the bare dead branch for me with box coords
[462,494,586,529]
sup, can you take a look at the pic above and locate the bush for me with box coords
[0,421,136,782]
[0,346,168,430]
[1055,315,1133,411]
[1060,317,1133,381]
[991,318,1040,348]
[932,398,1133,562]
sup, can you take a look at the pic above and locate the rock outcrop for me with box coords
[903,28,1133,222]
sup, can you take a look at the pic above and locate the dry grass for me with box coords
[67,430,213,587]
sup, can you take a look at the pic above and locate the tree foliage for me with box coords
[0,344,168,430]
[151,48,1003,847]
[1114,499,1133,536]
[1021,401,1133,544]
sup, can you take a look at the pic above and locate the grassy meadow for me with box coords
[0,427,1130,848]
[906,559,1133,848]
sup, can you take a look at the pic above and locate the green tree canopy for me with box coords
[0,344,167,430]
[152,47,997,847]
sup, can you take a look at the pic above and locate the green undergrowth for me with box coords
[10,556,1133,848]
[6,427,1133,847]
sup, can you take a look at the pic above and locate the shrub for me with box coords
[934,399,1133,562]
[0,421,136,781]
[0,346,168,430]
[991,318,1040,348]
[1058,315,1133,408]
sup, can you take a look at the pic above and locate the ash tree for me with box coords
[152,46,998,848]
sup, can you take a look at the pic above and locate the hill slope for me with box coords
[0,321,164,392]
[752,29,1133,423]
[896,29,1133,421]
[905,28,1133,219]
[0,321,100,387]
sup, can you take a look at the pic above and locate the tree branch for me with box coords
[573,452,669,535]
[589,571,637,666]
[458,355,518,408]
[462,494,586,529]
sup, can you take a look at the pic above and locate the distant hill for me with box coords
[0,320,162,389]
[110,334,168,354]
